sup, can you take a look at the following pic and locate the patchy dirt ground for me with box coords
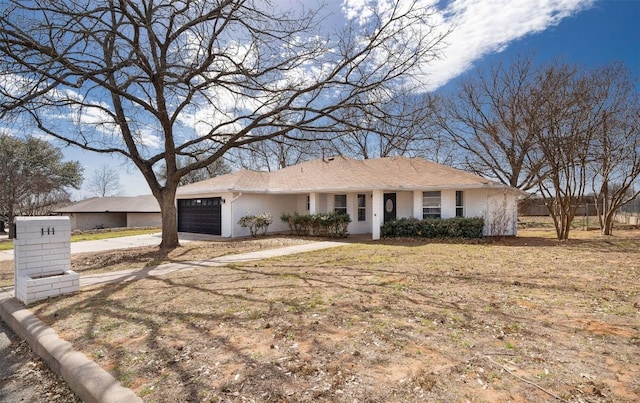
[0,318,79,403]
[16,228,639,402]
[0,236,312,401]
[0,236,312,287]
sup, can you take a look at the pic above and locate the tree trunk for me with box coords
[157,186,179,250]
[554,221,562,240]
[552,203,573,241]
[8,211,15,239]
[562,208,574,240]
[561,219,571,240]
[556,214,570,241]
[602,212,615,236]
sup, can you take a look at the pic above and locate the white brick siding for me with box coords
[14,217,78,305]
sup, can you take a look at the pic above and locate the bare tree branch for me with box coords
[86,164,122,197]
[431,55,639,240]
[432,55,543,191]
[0,0,449,248]
[586,63,640,235]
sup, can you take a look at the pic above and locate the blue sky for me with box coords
[63,0,640,199]
[452,0,640,86]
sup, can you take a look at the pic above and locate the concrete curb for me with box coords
[0,288,142,403]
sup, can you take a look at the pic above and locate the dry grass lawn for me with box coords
[5,227,640,402]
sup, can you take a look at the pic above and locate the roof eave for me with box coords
[176,182,516,196]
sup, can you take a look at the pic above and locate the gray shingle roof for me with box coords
[55,195,160,213]
[177,156,508,196]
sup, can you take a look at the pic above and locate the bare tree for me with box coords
[86,165,122,197]
[434,55,639,240]
[232,91,448,168]
[158,156,231,186]
[179,158,231,185]
[587,63,640,235]
[19,189,73,216]
[229,127,320,171]
[529,63,601,240]
[0,0,449,249]
[322,91,439,160]
[432,55,545,191]
[233,93,447,168]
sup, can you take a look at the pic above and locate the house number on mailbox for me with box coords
[41,227,55,236]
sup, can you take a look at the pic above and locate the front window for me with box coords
[422,191,441,219]
[357,194,366,221]
[334,194,347,215]
[456,191,464,217]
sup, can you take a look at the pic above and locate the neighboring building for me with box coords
[55,195,161,230]
[613,195,640,226]
[176,156,524,239]
[518,195,602,216]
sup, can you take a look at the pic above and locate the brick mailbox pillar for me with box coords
[14,216,79,305]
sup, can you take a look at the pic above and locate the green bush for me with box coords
[281,211,351,238]
[314,212,352,238]
[381,217,484,239]
[238,212,273,237]
[281,212,313,236]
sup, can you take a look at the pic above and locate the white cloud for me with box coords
[175,0,597,139]
[3,0,597,160]
[342,0,441,25]
[342,0,596,91]
[0,72,32,98]
[417,0,597,90]
[134,128,162,149]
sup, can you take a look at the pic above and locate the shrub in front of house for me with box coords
[313,212,352,238]
[281,212,313,236]
[238,212,273,237]
[281,212,351,238]
[381,217,484,239]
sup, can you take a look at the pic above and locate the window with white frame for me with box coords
[422,191,441,219]
[456,191,464,217]
[306,195,310,211]
[334,194,347,215]
[357,194,366,221]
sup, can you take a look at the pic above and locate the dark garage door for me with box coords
[177,198,222,235]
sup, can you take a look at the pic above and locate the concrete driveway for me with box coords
[0,232,166,261]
